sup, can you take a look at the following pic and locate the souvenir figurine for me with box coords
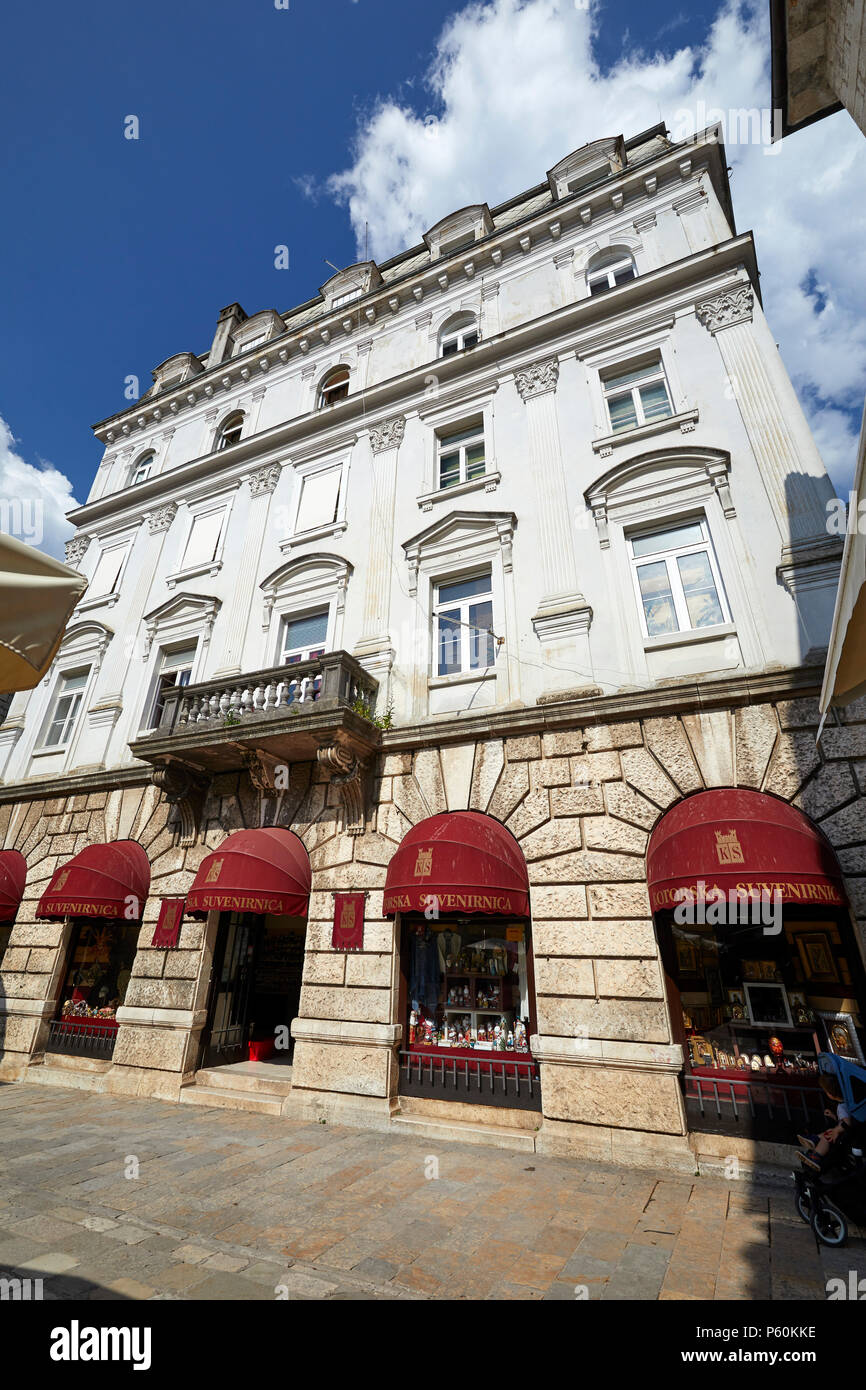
[763,1054,774,1068]
[422,1018,434,1046]
[507,1030,514,1049]
[750,1055,761,1070]
[477,1023,486,1042]
[409,1009,418,1045]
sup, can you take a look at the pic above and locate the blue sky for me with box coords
[1,0,863,555]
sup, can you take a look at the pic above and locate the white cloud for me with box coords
[324,0,866,495]
[0,414,79,559]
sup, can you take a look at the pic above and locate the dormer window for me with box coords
[130,453,154,486]
[547,136,627,201]
[439,313,480,357]
[331,288,363,311]
[587,250,637,297]
[423,205,494,261]
[320,263,382,313]
[234,334,265,356]
[318,367,350,409]
[216,412,244,450]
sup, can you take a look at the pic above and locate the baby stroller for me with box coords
[793,1052,866,1246]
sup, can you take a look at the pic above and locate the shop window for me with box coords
[39,667,90,749]
[587,249,636,296]
[434,571,495,676]
[436,422,485,490]
[49,917,140,1059]
[280,609,328,664]
[147,643,197,729]
[215,411,244,450]
[602,356,672,433]
[628,518,729,637]
[318,366,350,408]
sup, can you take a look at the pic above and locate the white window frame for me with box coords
[588,252,636,296]
[234,334,265,357]
[215,412,244,451]
[279,606,331,664]
[440,322,480,358]
[38,667,91,750]
[166,490,236,588]
[146,643,198,729]
[318,367,350,409]
[436,421,486,491]
[129,454,154,486]
[76,538,132,612]
[603,357,673,434]
[627,517,731,640]
[281,454,350,553]
[432,570,496,678]
[331,288,362,311]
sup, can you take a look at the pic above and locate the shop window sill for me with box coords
[592,408,699,456]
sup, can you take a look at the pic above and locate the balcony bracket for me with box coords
[151,759,210,847]
[234,745,284,795]
[317,744,368,836]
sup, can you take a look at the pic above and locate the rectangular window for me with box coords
[437,424,485,490]
[87,546,128,599]
[602,358,673,434]
[434,572,495,677]
[182,511,224,569]
[281,609,328,664]
[295,468,341,532]
[40,668,89,748]
[148,644,197,729]
[629,519,728,638]
[331,288,362,310]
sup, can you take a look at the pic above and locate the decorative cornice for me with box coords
[64,535,91,567]
[695,286,754,334]
[515,356,559,401]
[147,502,178,534]
[248,463,282,497]
[370,415,406,454]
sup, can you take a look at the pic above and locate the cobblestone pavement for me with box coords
[1,1083,864,1301]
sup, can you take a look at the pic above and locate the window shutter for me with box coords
[182,511,224,568]
[296,469,341,532]
[88,546,127,597]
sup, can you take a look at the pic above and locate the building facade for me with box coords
[1,121,863,1173]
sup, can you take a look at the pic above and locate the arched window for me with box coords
[215,412,244,450]
[129,453,154,486]
[439,313,480,358]
[587,249,636,297]
[318,366,350,409]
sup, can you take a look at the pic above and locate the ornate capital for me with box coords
[64,534,91,568]
[248,463,281,497]
[515,357,559,401]
[370,416,406,454]
[147,502,178,534]
[695,286,754,334]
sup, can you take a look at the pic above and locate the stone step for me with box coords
[178,1084,284,1116]
[390,1112,537,1153]
[194,1065,293,1098]
[25,1063,108,1093]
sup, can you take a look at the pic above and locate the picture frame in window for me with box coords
[744,982,793,1028]
[796,932,837,983]
[674,936,701,976]
[819,1011,864,1064]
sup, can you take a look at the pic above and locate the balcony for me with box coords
[129,651,380,822]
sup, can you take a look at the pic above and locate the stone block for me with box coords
[504,735,541,761]
[821,726,866,760]
[299,985,391,1025]
[528,884,588,919]
[840,696,866,724]
[382,752,412,777]
[595,958,663,999]
[529,850,644,883]
[777,697,822,730]
[163,951,202,981]
[520,819,581,860]
[486,762,529,822]
[112,1025,189,1072]
[0,972,47,1000]
[577,751,621,782]
[302,952,346,985]
[392,775,430,829]
[819,798,866,847]
[413,748,446,816]
[0,1013,39,1053]
[354,833,399,867]
[507,790,550,839]
[763,731,821,800]
[178,923,205,951]
[794,762,858,820]
[24,948,57,974]
[439,743,475,812]
[588,883,652,917]
[528,758,571,789]
[734,705,779,790]
[532,919,656,957]
[290,1039,392,1097]
[123,978,196,1010]
[535,995,669,1043]
[345,953,393,988]
[533,956,594,995]
[470,739,506,811]
[603,783,660,830]
[620,748,679,808]
[541,729,587,757]
[643,717,703,793]
[540,1063,684,1133]
[131,950,166,979]
[584,722,643,752]
[550,786,604,816]
[582,816,648,854]
[681,710,734,786]
[0,948,29,972]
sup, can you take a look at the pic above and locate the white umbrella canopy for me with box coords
[0,533,87,691]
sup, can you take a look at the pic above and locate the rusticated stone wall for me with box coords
[1,689,865,1158]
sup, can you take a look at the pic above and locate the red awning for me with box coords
[0,849,26,922]
[647,789,846,912]
[186,827,311,918]
[37,840,151,920]
[383,811,530,917]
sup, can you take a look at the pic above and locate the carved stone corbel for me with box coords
[151,761,209,846]
[317,744,367,836]
[241,747,284,795]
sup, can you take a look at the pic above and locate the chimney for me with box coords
[208,303,247,368]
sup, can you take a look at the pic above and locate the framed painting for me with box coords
[819,1011,865,1065]
[796,933,837,984]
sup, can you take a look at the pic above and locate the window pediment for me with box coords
[403,508,516,594]
[260,553,351,632]
[142,591,222,657]
[585,446,734,547]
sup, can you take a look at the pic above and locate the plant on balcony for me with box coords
[350,694,394,730]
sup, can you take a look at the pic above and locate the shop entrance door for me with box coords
[200,912,260,1069]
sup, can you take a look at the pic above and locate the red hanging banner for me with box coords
[152,898,184,948]
[332,892,365,952]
